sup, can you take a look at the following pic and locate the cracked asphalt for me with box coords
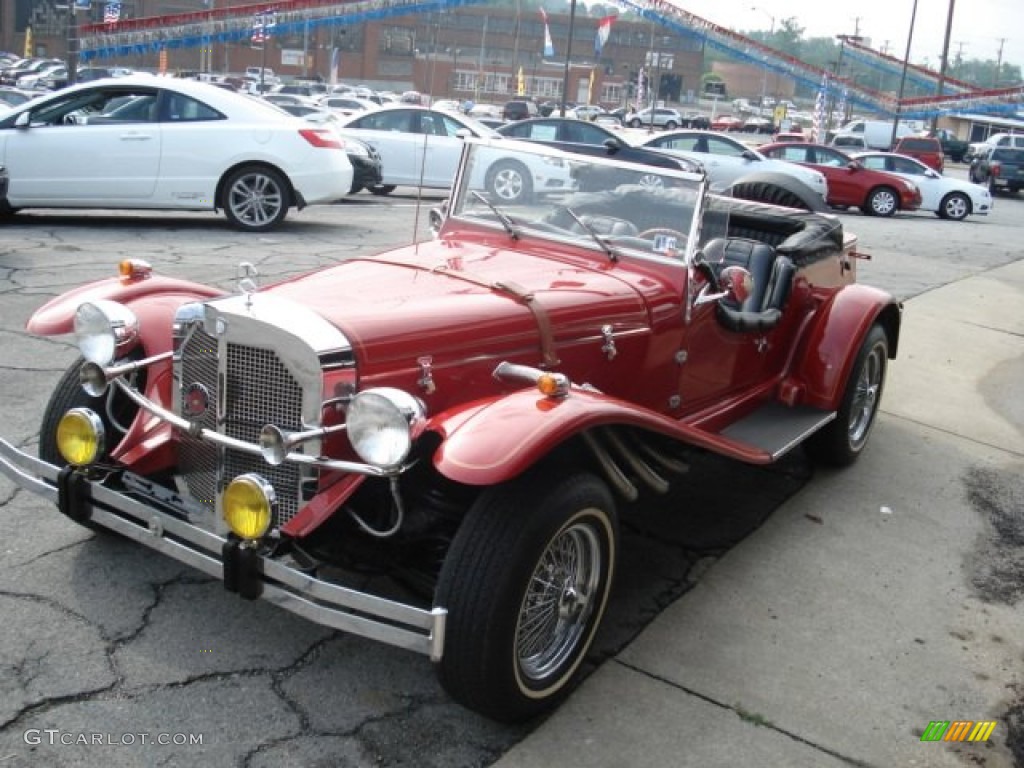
[0,182,1021,767]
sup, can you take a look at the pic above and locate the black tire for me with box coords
[864,186,898,217]
[664,120,678,130]
[39,355,147,532]
[435,471,617,722]
[348,183,362,195]
[485,160,533,204]
[951,153,964,163]
[807,325,888,467]
[221,165,290,232]
[727,172,827,212]
[369,184,396,196]
[629,118,642,128]
[938,192,970,221]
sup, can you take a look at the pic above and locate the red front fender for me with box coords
[795,284,901,410]
[27,275,225,339]
[429,388,777,487]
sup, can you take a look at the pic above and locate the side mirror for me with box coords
[847,160,863,171]
[14,111,30,129]
[695,265,754,306]
[429,199,448,236]
[741,150,760,161]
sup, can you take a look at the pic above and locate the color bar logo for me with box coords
[921,720,997,742]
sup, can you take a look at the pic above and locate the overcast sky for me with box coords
[671,0,1023,76]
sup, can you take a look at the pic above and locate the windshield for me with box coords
[450,139,712,264]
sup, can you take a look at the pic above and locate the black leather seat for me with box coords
[701,237,795,333]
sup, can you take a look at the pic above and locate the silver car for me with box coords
[637,129,830,205]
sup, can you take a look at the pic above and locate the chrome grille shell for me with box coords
[173,294,353,532]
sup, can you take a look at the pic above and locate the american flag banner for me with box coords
[540,9,555,58]
[811,74,827,143]
[595,15,615,56]
[103,3,121,24]
[251,13,276,46]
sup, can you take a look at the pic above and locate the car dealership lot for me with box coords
[0,184,1022,766]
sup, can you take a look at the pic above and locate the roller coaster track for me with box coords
[80,0,1023,117]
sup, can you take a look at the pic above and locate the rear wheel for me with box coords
[629,118,642,128]
[807,325,888,466]
[222,165,290,232]
[436,471,617,722]
[864,186,898,217]
[369,184,396,196]
[485,160,533,204]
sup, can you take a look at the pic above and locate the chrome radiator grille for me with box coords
[178,327,305,525]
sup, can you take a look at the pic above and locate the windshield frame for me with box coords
[447,136,712,267]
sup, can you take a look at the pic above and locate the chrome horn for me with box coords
[259,423,348,466]
[79,351,173,397]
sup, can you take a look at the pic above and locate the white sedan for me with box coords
[851,151,992,221]
[336,104,576,203]
[635,129,830,206]
[0,76,353,231]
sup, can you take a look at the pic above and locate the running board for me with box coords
[719,403,837,460]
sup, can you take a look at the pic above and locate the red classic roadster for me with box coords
[0,138,900,722]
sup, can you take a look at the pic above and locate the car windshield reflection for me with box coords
[451,140,710,264]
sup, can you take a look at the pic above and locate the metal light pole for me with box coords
[559,0,578,117]
[931,0,956,133]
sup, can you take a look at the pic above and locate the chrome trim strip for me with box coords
[112,378,404,478]
[0,439,59,501]
[0,441,446,660]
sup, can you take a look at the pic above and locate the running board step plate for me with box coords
[720,403,836,460]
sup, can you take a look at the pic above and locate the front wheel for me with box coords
[629,118,642,128]
[864,186,898,217]
[938,192,970,221]
[435,471,617,722]
[222,165,290,232]
[369,184,396,196]
[664,120,678,130]
[807,325,888,466]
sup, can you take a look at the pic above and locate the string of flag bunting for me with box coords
[76,0,1022,117]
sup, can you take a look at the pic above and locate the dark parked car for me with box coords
[501,99,538,121]
[495,116,700,190]
[758,141,923,216]
[0,137,900,724]
[277,104,383,194]
[968,146,1024,194]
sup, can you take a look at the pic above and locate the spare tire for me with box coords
[727,171,827,212]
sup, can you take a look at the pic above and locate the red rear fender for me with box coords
[795,285,901,410]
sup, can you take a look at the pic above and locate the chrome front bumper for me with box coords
[0,438,446,661]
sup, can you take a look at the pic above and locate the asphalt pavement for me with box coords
[0,188,1021,767]
[494,258,1024,767]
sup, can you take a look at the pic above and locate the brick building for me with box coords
[2,0,707,108]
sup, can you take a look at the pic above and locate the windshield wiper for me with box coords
[565,207,620,262]
[471,191,520,239]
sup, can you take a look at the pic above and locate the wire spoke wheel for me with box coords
[516,520,602,682]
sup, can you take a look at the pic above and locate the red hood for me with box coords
[266,238,653,372]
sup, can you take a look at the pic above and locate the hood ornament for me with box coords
[237,261,260,309]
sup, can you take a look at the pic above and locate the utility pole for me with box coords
[994,37,1006,87]
[932,0,956,133]
[891,0,919,150]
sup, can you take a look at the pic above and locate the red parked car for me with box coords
[759,141,922,216]
[0,138,901,723]
[711,114,744,131]
[893,135,945,173]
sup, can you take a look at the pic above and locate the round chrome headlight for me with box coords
[74,300,139,366]
[56,408,105,467]
[347,388,425,469]
[223,474,275,540]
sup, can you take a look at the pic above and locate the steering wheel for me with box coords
[638,228,688,254]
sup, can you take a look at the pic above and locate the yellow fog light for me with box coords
[222,474,275,540]
[56,408,105,467]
